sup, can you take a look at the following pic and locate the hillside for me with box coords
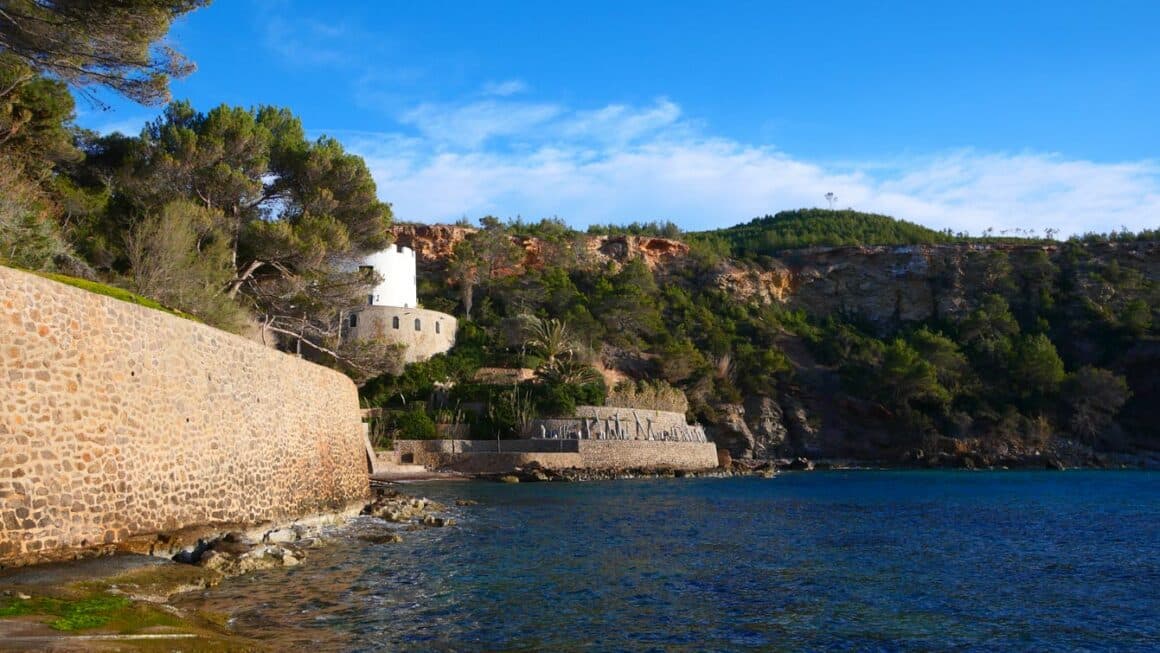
[692,209,958,259]
[377,211,1160,469]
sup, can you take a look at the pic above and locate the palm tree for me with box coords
[521,315,575,368]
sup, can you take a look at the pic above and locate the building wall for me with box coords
[362,245,418,308]
[0,266,370,567]
[394,439,718,472]
[347,306,457,363]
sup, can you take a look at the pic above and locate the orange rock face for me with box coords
[391,224,476,265]
[390,224,690,272]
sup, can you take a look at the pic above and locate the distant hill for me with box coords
[694,209,957,259]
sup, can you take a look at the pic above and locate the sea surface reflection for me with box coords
[174,472,1160,651]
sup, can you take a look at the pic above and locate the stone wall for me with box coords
[0,266,370,567]
[394,439,718,472]
[530,406,707,442]
[575,441,718,470]
[347,306,457,363]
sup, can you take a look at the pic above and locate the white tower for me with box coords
[361,245,418,308]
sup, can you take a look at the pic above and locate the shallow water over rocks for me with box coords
[173,471,1160,651]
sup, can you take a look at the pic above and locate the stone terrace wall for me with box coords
[394,439,718,472]
[531,406,707,442]
[0,266,369,566]
[575,441,718,471]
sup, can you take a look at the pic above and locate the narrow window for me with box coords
[414,318,421,331]
[392,316,399,329]
[435,321,441,334]
[349,314,358,328]
[367,294,374,306]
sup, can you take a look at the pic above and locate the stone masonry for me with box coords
[530,406,708,442]
[0,266,370,567]
[346,306,457,364]
[394,439,719,473]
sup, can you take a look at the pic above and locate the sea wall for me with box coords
[575,440,718,470]
[394,439,718,472]
[0,266,370,567]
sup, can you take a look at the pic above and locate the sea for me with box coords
[174,471,1160,651]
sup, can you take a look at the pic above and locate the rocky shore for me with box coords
[0,483,463,651]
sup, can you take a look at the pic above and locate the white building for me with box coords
[360,245,418,308]
[347,244,457,365]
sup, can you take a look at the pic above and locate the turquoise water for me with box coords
[176,472,1160,651]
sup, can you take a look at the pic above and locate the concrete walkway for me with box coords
[370,461,468,483]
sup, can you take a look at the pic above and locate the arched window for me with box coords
[392,316,399,329]
[414,318,422,331]
[435,321,441,334]
[349,314,358,328]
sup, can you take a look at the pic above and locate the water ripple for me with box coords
[173,471,1160,651]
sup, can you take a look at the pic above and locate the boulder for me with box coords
[785,457,814,471]
[264,526,303,544]
[706,404,755,459]
[197,544,304,577]
[358,532,403,545]
[743,395,788,457]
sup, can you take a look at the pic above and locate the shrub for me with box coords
[395,406,437,440]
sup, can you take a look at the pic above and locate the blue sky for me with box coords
[76,0,1160,236]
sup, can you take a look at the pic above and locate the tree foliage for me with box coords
[702,209,957,259]
[0,0,207,105]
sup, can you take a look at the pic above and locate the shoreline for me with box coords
[0,485,461,650]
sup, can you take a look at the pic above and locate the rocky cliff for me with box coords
[396,223,1157,328]
[392,224,690,273]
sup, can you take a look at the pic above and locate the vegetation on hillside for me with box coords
[691,209,958,259]
[359,215,1157,457]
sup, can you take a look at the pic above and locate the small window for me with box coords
[367,294,374,306]
[414,318,422,331]
[349,314,358,328]
[435,322,441,334]
[392,316,399,329]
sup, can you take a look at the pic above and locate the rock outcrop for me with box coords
[706,396,790,460]
[391,224,689,273]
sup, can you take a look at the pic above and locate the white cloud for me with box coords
[563,99,685,145]
[481,79,529,97]
[399,100,563,149]
[350,97,1160,237]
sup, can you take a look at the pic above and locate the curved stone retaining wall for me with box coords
[347,305,457,363]
[0,266,370,567]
